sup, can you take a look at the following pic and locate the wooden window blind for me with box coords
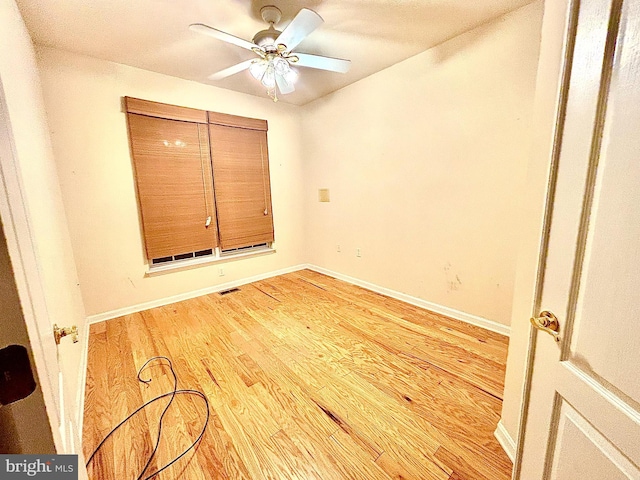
[125,97,207,123]
[125,97,274,262]
[208,113,274,250]
[126,110,218,259]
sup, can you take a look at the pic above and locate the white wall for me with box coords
[36,47,307,317]
[301,2,544,327]
[0,0,86,450]
[0,4,85,341]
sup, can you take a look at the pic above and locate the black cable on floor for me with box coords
[85,356,210,480]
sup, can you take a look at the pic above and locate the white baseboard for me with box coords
[85,264,308,325]
[86,263,510,332]
[306,265,510,337]
[494,419,516,462]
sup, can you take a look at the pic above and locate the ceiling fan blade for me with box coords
[208,59,255,81]
[276,74,295,95]
[275,9,323,51]
[189,23,259,52]
[294,53,351,73]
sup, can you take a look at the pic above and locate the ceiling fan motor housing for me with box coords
[252,26,283,50]
[253,5,283,50]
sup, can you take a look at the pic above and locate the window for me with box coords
[125,97,274,267]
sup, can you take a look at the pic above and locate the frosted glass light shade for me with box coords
[273,57,289,76]
[249,60,267,81]
[249,56,295,90]
[262,64,276,88]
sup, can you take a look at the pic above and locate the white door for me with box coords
[0,76,87,476]
[517,0,640,478]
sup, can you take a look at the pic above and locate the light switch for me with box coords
[318,188,330,202]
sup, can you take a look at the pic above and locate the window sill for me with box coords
[145,246,276,277]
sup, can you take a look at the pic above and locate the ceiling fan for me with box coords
[189,6,351,101]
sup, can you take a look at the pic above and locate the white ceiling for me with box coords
[16,0,533,105]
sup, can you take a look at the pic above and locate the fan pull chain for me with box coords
[267,86,278,102]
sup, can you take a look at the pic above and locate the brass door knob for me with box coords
[530,311,560,343]
[53,324,79,345]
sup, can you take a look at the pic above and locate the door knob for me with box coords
[530,311,560,342]
[53,324,79,345]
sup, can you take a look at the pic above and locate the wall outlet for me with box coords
[356,248,361,257]
[337,244,341,253]
[219,267,225,276]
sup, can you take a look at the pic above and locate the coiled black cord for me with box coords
[86,356,210,479]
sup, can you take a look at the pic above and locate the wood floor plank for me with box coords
[280,271,507,398]
[293,270,508,374]
[83,325,113,480]
[106,316,157,479]
[83,269,511,479]
[312,374,449,480]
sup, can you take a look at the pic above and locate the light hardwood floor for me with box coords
[83,269,512,479]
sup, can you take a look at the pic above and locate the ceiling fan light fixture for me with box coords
[262,64,277,89]
[249,59,267,81]
[272,56,289,75]
[193,6,351,101]
[249,55,295,92]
